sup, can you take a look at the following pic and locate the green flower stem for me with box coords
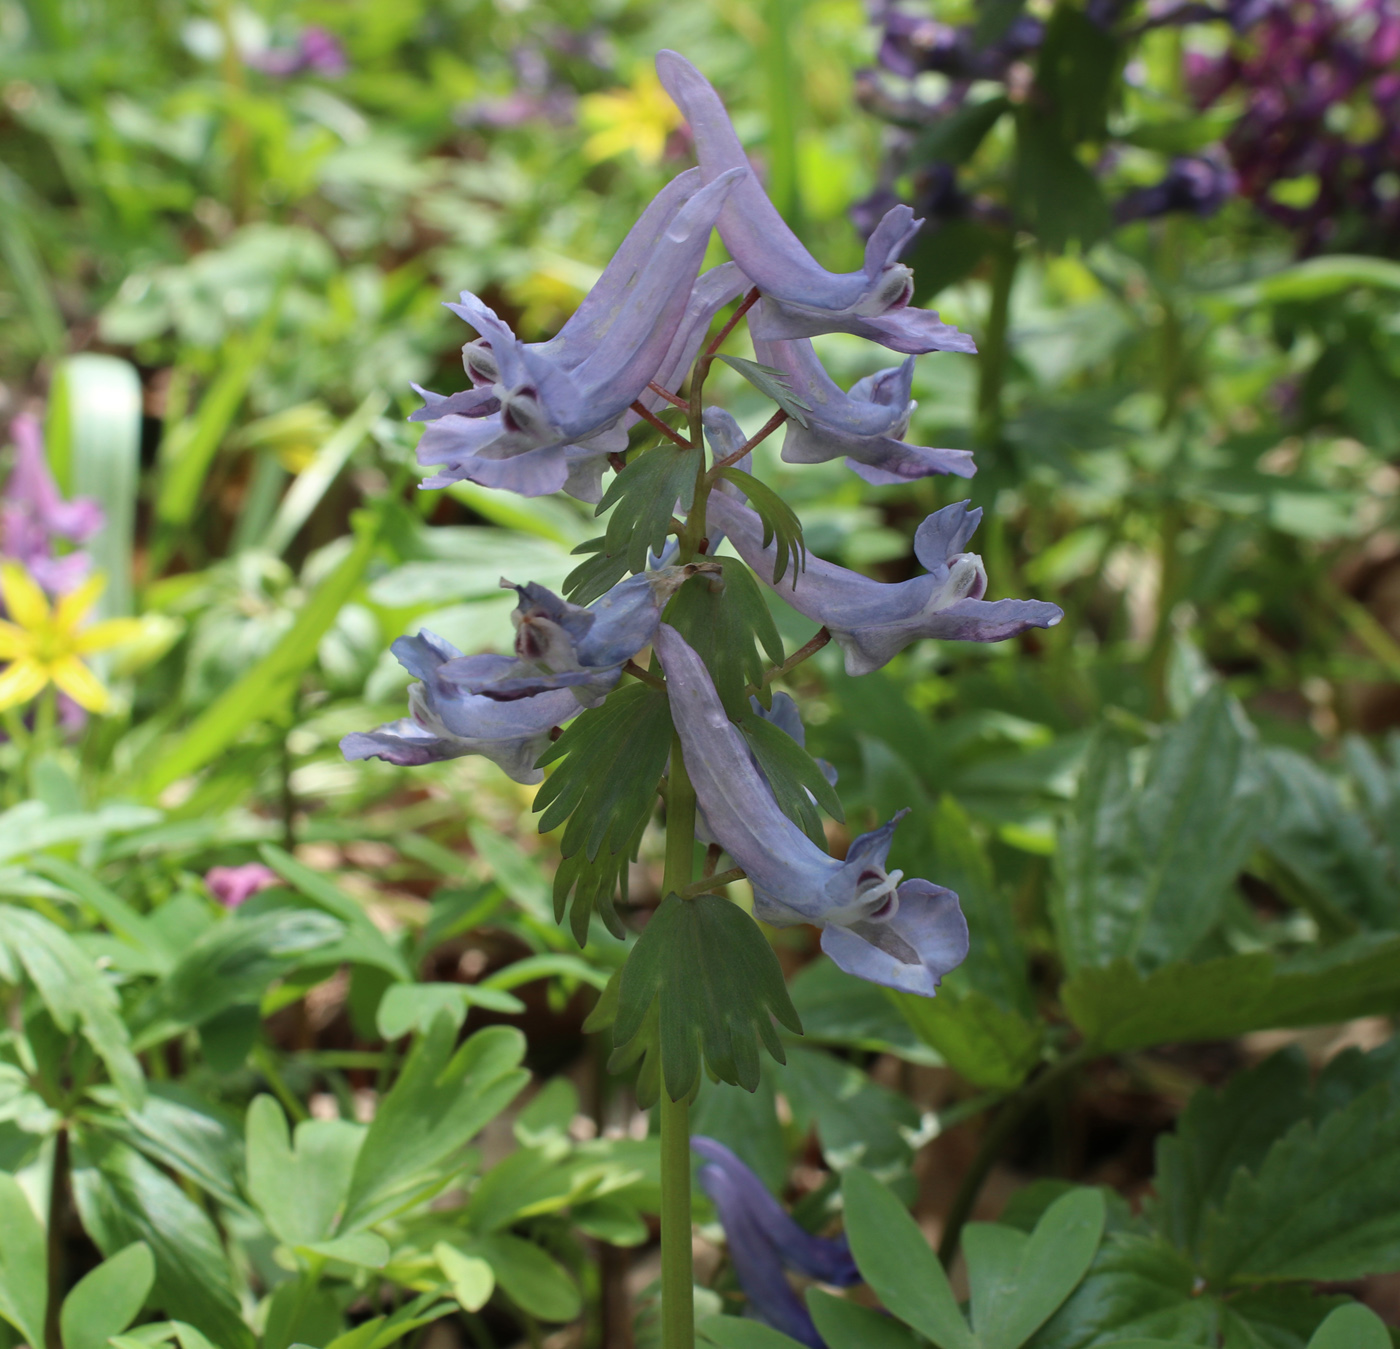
[660,731,698,1349]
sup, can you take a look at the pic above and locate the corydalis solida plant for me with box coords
[343,49,1061,1349]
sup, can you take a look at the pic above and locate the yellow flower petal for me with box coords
[0,564,50,631]
[0,621,31,661]
[50,656,109,713]
[54,572,107,633]
[74,617,146,655]
[0,659,49,712]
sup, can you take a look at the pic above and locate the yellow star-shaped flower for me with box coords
[579,70,684,167]
[0,564,143,714]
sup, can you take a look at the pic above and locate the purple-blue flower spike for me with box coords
[749,329,976,484]
[707,492,1063,675]
[692,1135,859,1348]
[413,168,742,502]
[2,414,104,596]
[340,632,580,784]
[655,50,977,357]
[656,624,969,995]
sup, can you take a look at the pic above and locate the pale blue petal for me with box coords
[408,384,500,423]
[820,879,969,996]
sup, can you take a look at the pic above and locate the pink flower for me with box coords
[206,863,280,909]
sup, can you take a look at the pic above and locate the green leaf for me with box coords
[716,469,806,586]
[1307,1304,1391,1349]
[665,557,785,720]
[70,1136,252,1349]
[564,536,632,606]
[60,1242,156,1349]
[1053,689,1268,974]
[259,845,413,980]
[340,1017,528,1230]
[698,1319,807,1349]
[1033,5,1118,143]
[1012,116,1110,251]
[470,1232,581,1322]
[139,504,384,797]
[0,906,144,1108]
[133,909,345,1045]
[843,1167,975,1349]
[435,1242,494,1313]
[786,960,941,1065]
[1210,255,1400,308]
[1151,1050,1310,1261]
[246,1095,364,1246]
[534,683,671,940]
[376,982,525,1039]
[893,987,1042,1091]
[613,893,801,1101]
[965,1189,1105,1349]
[716,356,811,427]
[739,708,843,842]
[320,1293,452,1349]
[1023,1235,1213,1349]
[1201,1082,1400,1284]
[0,1172,47,1349]
[806,1289,925,1349]
[912,97,1012,166]
[783,1046,920,1176]
[597,441,700,574]
[29,855,176,972]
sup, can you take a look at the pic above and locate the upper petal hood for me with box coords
[656,51,976,355]
[707,493,1063,675]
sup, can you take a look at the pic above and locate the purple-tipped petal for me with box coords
[821,879,969,996]
[409,384,501,423]
[706,494,1061,675]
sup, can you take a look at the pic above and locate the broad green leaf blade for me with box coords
[967,1188,1105,1349]
[29,855,175,971]
[470,1232,581,1322]
[614,893,801,1101]
[1201,1082,1400,1283]
[139,504,385,798]
[0,1173,47,1349]
[716,355,811,426]
[1210,254,1400,307]
[698,1318,807,1349]
[47,354,143,618]
[783,1046,920,1177]
[893,987,1042,1090]
[60,1241,155,1349]
[807,1289,925,1349]
[340,1018,529,1230]
[0,905,144,1108]
[376,982,524,1039]
[786,959,940,1066]
[1052,689,1268,974]
[70,1137,252,1349]
[841,1167,976,1349]
[246,1095,364,1246]
[1306,1303,1390,1349]
[435,1242,494,1313]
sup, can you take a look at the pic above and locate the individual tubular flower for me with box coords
[449,567,690,704]
[340,631,583,785]
[2,415,103,597]
[707,491,1062,675]
[656,624,968,995]
[412,167,743,502]
[742,337,976,485]
[655,51,976,357]
[692,1136,859,1348]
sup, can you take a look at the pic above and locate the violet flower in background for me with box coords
[1115,153,1238,224]
[247,26,347,78]
[656,623,969,995]
[707,490,1062,676]
[693,1136,859,1348]
[2,415,103,598]
[205,863,280,910]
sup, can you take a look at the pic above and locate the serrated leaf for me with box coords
[1201,1082,1400,1284]
[716,355,811,427]
[613,893,801,1101]
[563,536,632,605]
[842,1167,976,1349]
[597,442,699,574]
[717,469,806,586]
[1052,689,1268,974]
[665,557,784,719]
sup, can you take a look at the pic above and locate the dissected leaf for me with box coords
[717,468,806,586]
[613,893,801,1101]
[716,355,811,427]
[563,535,631,605]
[597,441,699,573]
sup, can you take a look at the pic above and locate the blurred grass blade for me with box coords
[138,502,387,800]
[47,354,144,617]
[0,165,65,356]
[156,298,282,529]
[261,390,388,555]
[764,0,803,231]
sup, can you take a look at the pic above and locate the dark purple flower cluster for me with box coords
[1189,0,1400,253]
